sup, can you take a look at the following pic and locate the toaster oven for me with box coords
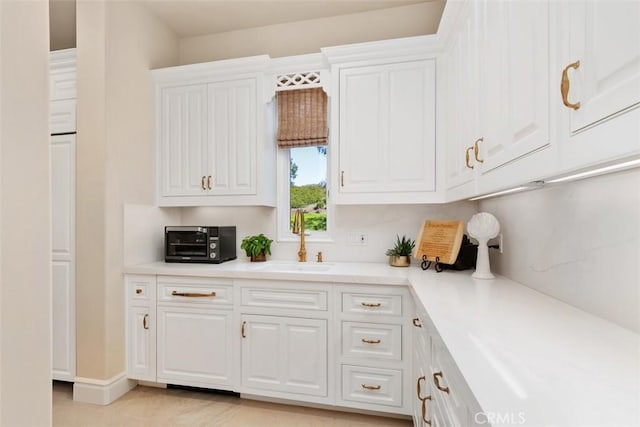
[164,226,236,263]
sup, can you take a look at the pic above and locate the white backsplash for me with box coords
[179,202,478,263]
[480,168,640,333]
[123,204,181,265]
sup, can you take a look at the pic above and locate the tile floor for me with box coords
[53,382,413,427]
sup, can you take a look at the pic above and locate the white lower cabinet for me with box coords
[157,307,234,389]
[411,296,485,427]
[240,314,327,397]
[336,285,413,415]
[156,277,235,390]
[126,274,484,419]
[126,275,156,382]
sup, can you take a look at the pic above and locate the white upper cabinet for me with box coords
[444,1,479,195]
[556,0,640,169]
[477,0,550,174]
[339,61,435,196]
[153,56,275,207]
[324,38,441,205]
[444,0,552,199]
[208,78,256,195]
[159,84,208,197]
[565,0,640,133]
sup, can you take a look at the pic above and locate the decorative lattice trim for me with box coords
[276,71,321,88]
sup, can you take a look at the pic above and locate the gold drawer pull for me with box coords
[143,314,149,330]
[135,288,142,295]
[201,176,206,191]
[412,317,422,328]
[360,302,381,308]
[207,175,212,190]
[421,395,432,425]
[561,60,581,110]
[361,384,381,391]
[433,372,450,394]
[171,291,216,298]
[361,338,381,344]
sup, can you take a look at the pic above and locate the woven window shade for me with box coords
[276,87,328,148]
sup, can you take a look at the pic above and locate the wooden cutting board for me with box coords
[415,220,464,265]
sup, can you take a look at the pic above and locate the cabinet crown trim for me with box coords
[152,54,271,84]
[322,35,441,65]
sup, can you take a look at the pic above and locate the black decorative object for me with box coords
[421,235,478,273]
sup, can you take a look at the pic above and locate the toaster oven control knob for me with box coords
[210,253,216,258]
[210,243,217,249]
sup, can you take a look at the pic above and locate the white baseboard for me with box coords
[73,373,136,405]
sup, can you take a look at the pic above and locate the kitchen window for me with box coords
[275,86,332,242]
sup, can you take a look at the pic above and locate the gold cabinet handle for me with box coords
[421,395,432,425]
[340,170,344,187]
[412,317,422,328]
[361,338,381,344]
[241,321,246,338]
[171,291,216,298]
[473,137,484,163]
[417,375,427,400]
[201,176,206,191]
[361,384,381,391]
[143,314,149,330]
[465,147,474,169]
[561,60,581,110]
[207,175,212,190]
[135,288,142,295]
[361,302,381,308]
[433,372,450,394]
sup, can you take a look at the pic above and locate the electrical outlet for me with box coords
[348,231,368,246]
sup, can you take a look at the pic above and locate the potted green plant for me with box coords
[385,235,416,267]
[240,233,273,262]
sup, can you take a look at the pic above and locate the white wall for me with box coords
[76,0,179,382]
[479,168,640,333]
[179,2,445,64]
[0,0,52,425]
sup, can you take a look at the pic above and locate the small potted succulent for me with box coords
[386,235,416,267]
[240,233,273,262]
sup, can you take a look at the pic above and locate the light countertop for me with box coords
[124,260,640,426]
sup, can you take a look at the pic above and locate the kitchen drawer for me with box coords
[341,365,403,407]
[341,292,403,317]
[158,276,232,306]
[342,321,402,360]
[241,287,327,311]
[126,275,156,307]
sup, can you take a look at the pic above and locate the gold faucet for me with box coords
[292,209,307,262]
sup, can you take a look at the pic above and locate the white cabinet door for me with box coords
[208,78,257,196]
[477,0,550,173]
[159,84,208,197]
[566,0,640,133]
[444,2,479,192]
[127,307,155,382]
[51,134,75,382]
[557,0,640,169]
[338,60,436,200]
[241,314,327,397]
[126,275,156,382]
[157,306,234,389]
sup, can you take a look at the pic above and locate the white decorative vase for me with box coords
[467,212,500,280]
